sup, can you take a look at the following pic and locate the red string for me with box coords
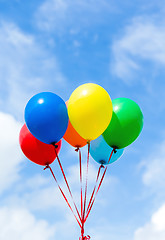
[47,143,114,239]
[81,142,90,239]
[44,165,82,228]
[54,146,82,223]
[84,166,107,222]
[86,164,104,214]
[84,148,115,223]
[78,148,83,219]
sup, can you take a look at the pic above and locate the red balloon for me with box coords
[19,124,61,166]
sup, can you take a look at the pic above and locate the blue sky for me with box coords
[0,0,165,239]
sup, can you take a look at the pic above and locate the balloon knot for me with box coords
[43,165,49,170]
[114,148,117,154]
[51,142,58,148]
[75,147,79,152]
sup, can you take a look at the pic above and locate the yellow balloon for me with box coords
[68,83,113,141]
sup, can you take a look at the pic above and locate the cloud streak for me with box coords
[141,140,165,193]
[0,21,66,119]
[134,203,165,240]
[111,16,165,85]
[0,112,22,194]
[36,0,114,34]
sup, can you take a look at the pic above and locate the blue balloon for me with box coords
[25,92,68,144]
[90,135,124,165]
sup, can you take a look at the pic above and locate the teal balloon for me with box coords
[90,135,124,165]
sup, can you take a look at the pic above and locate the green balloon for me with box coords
[102,98,143,149]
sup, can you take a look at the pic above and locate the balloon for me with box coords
[19,124,61,166]
[68,83,113,141]
[25,92,68,144]
[63,101,87,148]
[103,98,143,149]
[90,135,124,165]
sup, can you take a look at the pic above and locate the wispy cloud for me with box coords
[0,206,56,240]
[134,203,165,240]
[141,140,165,193]
[0,112,22,194]
[0,21,66,119]
[35,0,114,34]
[111,16,165,85]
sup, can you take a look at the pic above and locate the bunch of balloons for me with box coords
[20,83,143,166]
[19,83,143,239]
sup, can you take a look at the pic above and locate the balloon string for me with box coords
[44,165,81,228]
[78,148,83,219]
[86,164,104,215]
[81,142,90,238]
[84,148,115,223]
[53,146,82,223]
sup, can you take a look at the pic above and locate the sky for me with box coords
[0,0,165,239]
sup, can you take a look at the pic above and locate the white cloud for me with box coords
[151,204,165,231]
[19,181,68,211]
[141,140,165,191]
[111,16,165,83]
[0,207,56,240]
[0,21,66,119]
[134,203,165,240]
[4,173,70,212]
[36,0,113,33]
[0,112,22,194]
